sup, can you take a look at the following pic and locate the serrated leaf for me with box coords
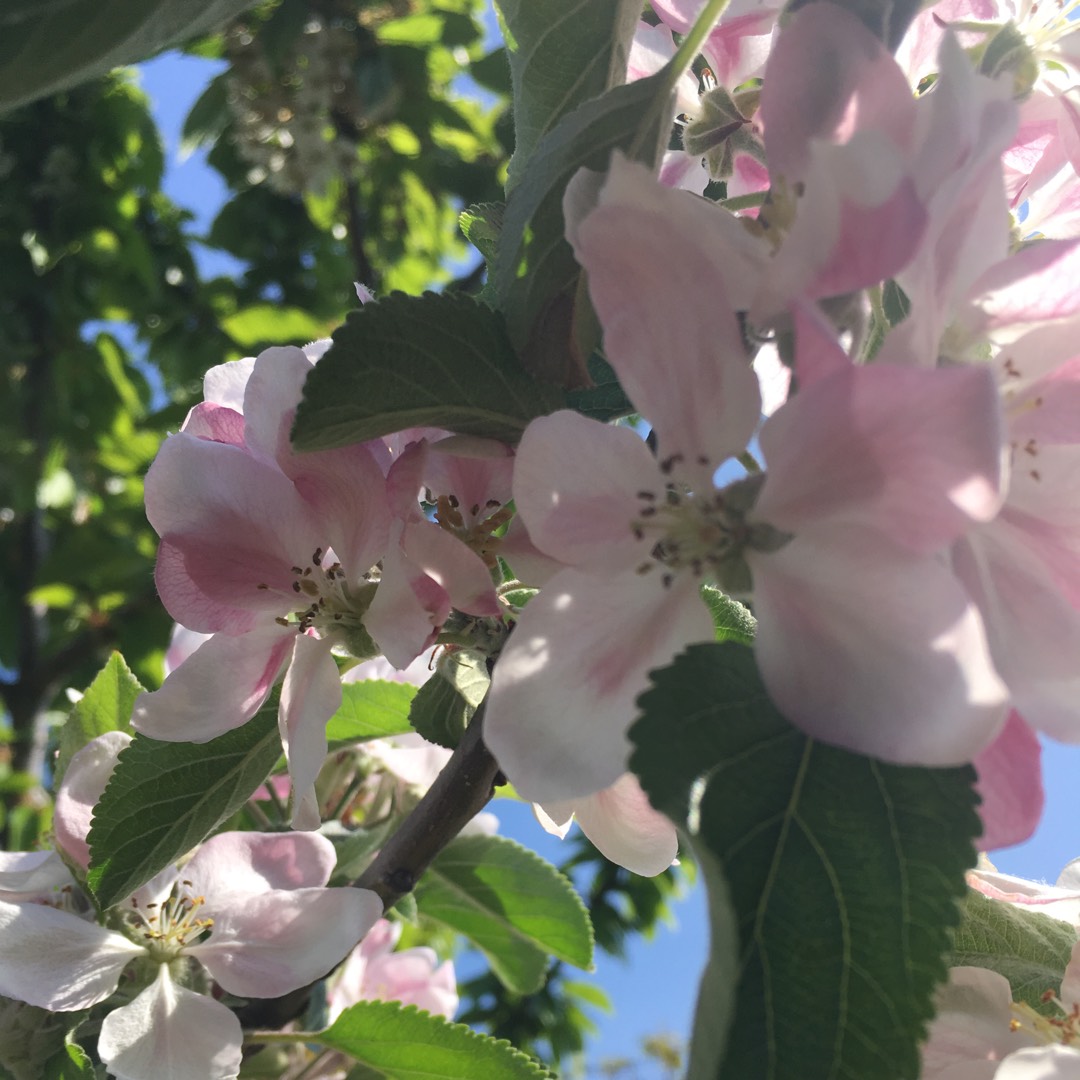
[326,681,417,746]
[43,1041,95,1080]
[0,0,258,114]
[415,833,593,994]
[949,889,1077,1014]
[0,998,88,1080]
[87,707,282,908]
[408,671,472,751]
[494,73,675,383]
[55,653,143,789]
[565,353,634,422]
[495,0,641,192]
[291,293,565,452]
[631,643,981,1080]
[460,202,504,263]
[318,1000,550,1078]
[700,586,756,645]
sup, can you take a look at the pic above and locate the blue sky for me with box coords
[134,36,1079,1077]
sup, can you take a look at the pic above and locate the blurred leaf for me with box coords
[416,833,594,994]
[700,586,756,645]
[0,998,88,1080]
[318,1000,550,1078]
[325,680,417,746]
[495,0,640,191]
[55,652,143,789]
[631,643,980,1080]
[292,292,564,451]
[565,353,634,422]
[460,202,504,263]
[87,705,282,908]
[222,303,330,348]
[43,1041,95,1080]
[180,71,229,157]
[0,0,259,114]
[949,889,1077,1014]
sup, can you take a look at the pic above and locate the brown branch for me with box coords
[353,704,502,908]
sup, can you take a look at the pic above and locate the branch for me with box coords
[354,703,502,908]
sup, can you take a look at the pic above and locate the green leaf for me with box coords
[415,833,594,994]
[318,1000,549,1079]
[222,304,329,349]
[87,707,282,908]
[0,0,259,114]
[0,998,88,1080]
[55,652,143,789]
[43,1042,95,1080]
[326,681,417,746]
[631,643,981,1080]
[459,202,505,264]
[700,586,756,645]
[409,651,489,750]
[179,71,228,157]
[495,0,641,192]
[565,353,634,422]
[291,293,565,452]
[493,72,675,383]
[949,889,1077,1014]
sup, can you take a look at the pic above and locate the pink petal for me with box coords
[421,435,515,526]
[572,772,678,876]
[132,625,295,742]
[972,711,1044,851]
[748,526,1008,765]
[98,966,243,1080]
[0,900,141,1010]
[512,411,657,570]
[54,730,132,869]
[399,518,501,618]
[163,624,211,677]
[202,357,255,412]
[240,345,314,465]
[755,361,1003,551]
[484,567,713,802]
[760,2,915,182]
[279,633,342,830]
[572,155,762,476]
[188,886,382,997]
[180,403,246,446]
[184,831,339,901]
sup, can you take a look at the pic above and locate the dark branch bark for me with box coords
[353,704,501,908]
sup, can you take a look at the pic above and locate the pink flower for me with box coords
[0,831,381,1080]
[133,343,391,828]
[327,918,457,1022]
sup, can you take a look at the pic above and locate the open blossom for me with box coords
[0,829,381,1080]
[132,341,391,828]
[483,147,1007,805]
[327,918,457,1022]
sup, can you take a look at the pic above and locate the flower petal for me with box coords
[997,1046,1080,1080]
[98,966,243,1080]
[54,730,132,869]
[184,831,339,902]
[188,886,382,997]
[279,633,342,830]
[484,567,713,802]
[749,526,1008,765]
[0,900,141,1010]
[133,625,295,743]
[972,711,1044,852]
[0,850,73,900]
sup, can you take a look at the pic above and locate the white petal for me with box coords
[997,1046,1080,1080]
[0,900,141,1010]
[0,850,73,900]
[98,967,243,1080]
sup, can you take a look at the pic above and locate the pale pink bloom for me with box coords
[53,730,132,869]
[0,850,77,902]
[365,435,506,669]
[484,165,1006,802]
[535,772,678,877]
[0,831,381,1080]
[968,860,1080,926]
[972,711,1044,851]
[133,343,391,829]
[922,948,1080,1078]
[327,918,457,1022]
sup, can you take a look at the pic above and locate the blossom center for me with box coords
[433,494,513,569]
[126,881,214,962]
[1010,992,1080,1046]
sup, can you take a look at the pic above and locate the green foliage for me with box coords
[325,680,418,746]
[565,354,634,423]
[0,998,88,1080]
[495,0,641,192]
[0,0,257,114]
[460,202,505,264]
[317,1000,551,1079]
[87,706,282,907]
[494,72,676,386]
[43,1042,96,1080]
[415,833,594,994]
[700,587,756,645]
[631,643,981,1080]
[292,292,565,451]
[409,650,489,750]
[949,889,1078,1014]
[55,652,143,788]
